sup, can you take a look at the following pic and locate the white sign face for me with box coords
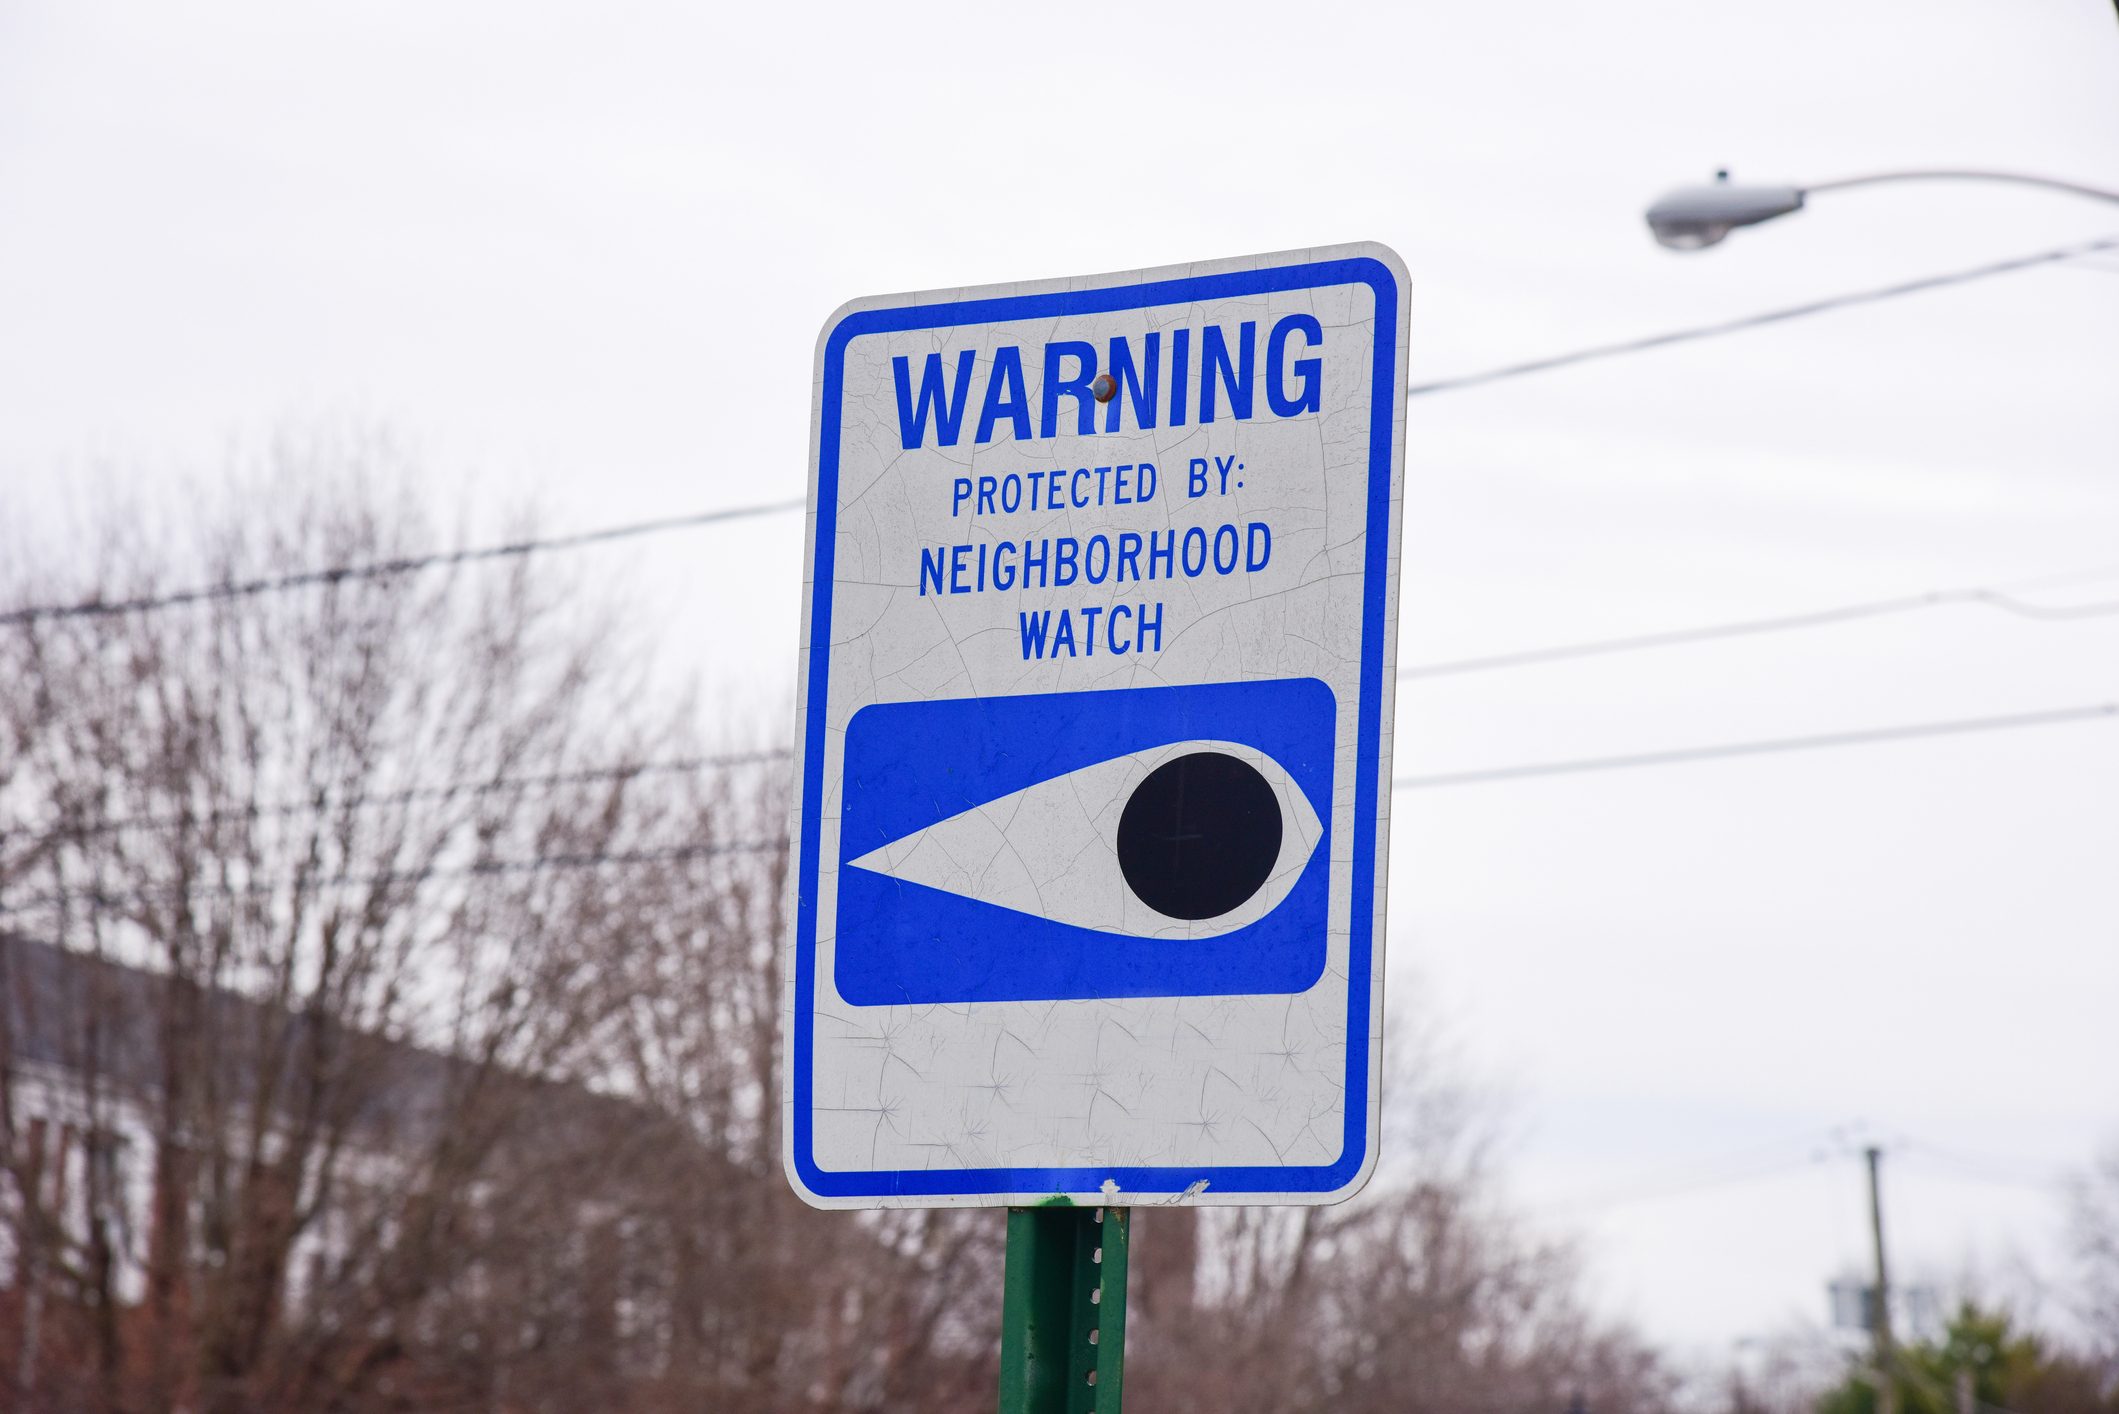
[784,244,1409,1208]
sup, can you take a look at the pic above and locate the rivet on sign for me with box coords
[1090,373,1117,403]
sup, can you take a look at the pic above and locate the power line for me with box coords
[1529,1127,1847,1215]
[4,235,2108,631]
[1402,234,2119,397]
[0,498,806,628]
[371,840,781,884]
[14,703,2113,853]
[1536,1151,1829,1216]
[1392,701,2118,791]
[1399,579,2119,681]
[0,840,786,917]
[1892,1138,2072,1196]
[64,749,792,838]
[8,702,2112,907]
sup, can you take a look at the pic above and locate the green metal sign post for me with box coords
[997,1205,1130,1414]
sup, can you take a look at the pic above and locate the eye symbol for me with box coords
[844,740,1323,938]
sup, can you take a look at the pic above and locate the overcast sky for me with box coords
[2,0,2115,1363]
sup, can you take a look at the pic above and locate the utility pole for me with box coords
[1866,1145,1896,1414]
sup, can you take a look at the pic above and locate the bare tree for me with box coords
[0,462,737,1412]
[0,460,1008,1414]
[2072,1139,2119,1382]
[1126,1030,1676,1414]
[2,455,1678,1414]
[533,764,1002,1414]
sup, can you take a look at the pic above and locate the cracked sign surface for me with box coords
[785,244,1410,1208]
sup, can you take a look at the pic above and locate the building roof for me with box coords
[0,931,594,1150]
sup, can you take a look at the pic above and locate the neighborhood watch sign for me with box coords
[784,245,1411,1210]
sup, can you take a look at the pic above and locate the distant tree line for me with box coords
[1805,1302,2119,1414]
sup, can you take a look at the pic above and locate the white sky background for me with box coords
[2,0,2115,1363]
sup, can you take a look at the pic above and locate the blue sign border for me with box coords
[793,255,1400,1200]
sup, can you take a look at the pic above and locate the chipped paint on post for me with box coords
[784,244,1411,1209]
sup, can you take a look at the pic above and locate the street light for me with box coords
[1645,168,2119,251]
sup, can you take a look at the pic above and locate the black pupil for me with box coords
[1116,752,1283,920]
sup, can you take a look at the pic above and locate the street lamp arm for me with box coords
[1645,167,2119,249]
[1799,169,2119,204]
